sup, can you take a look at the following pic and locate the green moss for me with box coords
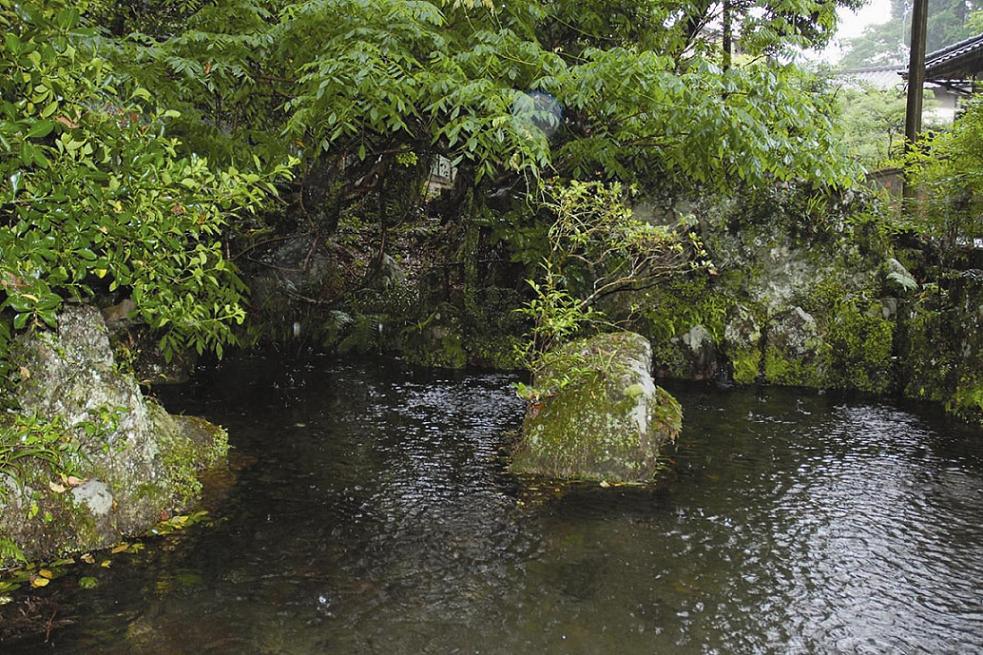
[651,339,689,378]
[466,334,524,369]
[514,382,637,480]
[650,386,683,437]
[151,404,229,507]
[639,275,734,346]
[399,322,467,369]
[731,348,762,385]
[512,333,680,482]
[901,298,951,403]
[0,466,108,564]
[763,346,826,388]
[826,300,894,394]
[337,314,386,354]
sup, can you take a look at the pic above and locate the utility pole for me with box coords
[903,0,929,199]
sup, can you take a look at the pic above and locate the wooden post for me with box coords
[722,0,732,70]
[903,0,929,199]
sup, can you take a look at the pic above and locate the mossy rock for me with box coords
[512,332,682,482]
[901,277,983,427]
[466,334,524,369]
[730,348,762,385]
[761,306,829,388]
[825,299,895,394]
[723,304,765,385]
[0,305,228,564]
[762,345,827,387]
[398,313,468,369]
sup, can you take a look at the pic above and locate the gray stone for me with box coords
[511,332,682,482]
[769,306,820,357]
[71,480,113,517]
[724,305,762,351]
[0,305,228,563]
[676,324,718,380]
[749,245,817,312]
[880,297,899,320]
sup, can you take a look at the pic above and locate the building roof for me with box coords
[923,32,983,80]
[837,65,905,91]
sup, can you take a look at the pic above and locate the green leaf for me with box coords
[26,120,55,138]
[40,101,58,118]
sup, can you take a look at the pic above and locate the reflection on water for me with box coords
[3,354,983,653]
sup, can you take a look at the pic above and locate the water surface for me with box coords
[3,354,983,653]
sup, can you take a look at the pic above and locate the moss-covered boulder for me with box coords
[722,304,763,384]
[0,305,228,563]
[762,306,828,387]
[901,274,983,426]
[511,332,682,482]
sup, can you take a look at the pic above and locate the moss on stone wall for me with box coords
[825,300,895,394]
[900,279,983,427]
[762,346,827,388]
[730,348,762,384]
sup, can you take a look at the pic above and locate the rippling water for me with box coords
[3,354,983,653]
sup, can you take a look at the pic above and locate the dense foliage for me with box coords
[0,0,292,374]
[95,0,860,202]
[905,96,983,267]
[0,0,864,375]
[517,182,696,355]
[834,85,908,169]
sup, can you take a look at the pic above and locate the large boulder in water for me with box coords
[511,332,682,482]
[0,305,227,562]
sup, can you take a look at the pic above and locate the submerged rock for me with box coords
[512,332,682,482]
[0,305,227,563]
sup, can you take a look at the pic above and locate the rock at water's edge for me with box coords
[0,305,227,563]
[511,331,682,482]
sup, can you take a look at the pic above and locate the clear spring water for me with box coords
[3,354,983,654]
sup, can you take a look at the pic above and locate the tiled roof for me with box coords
[923,32,983,79]
[837,66,905,90]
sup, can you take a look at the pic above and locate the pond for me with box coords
[3,354,983,653]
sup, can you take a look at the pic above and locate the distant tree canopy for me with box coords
[839,0,981,68]
[835,85,908,168]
